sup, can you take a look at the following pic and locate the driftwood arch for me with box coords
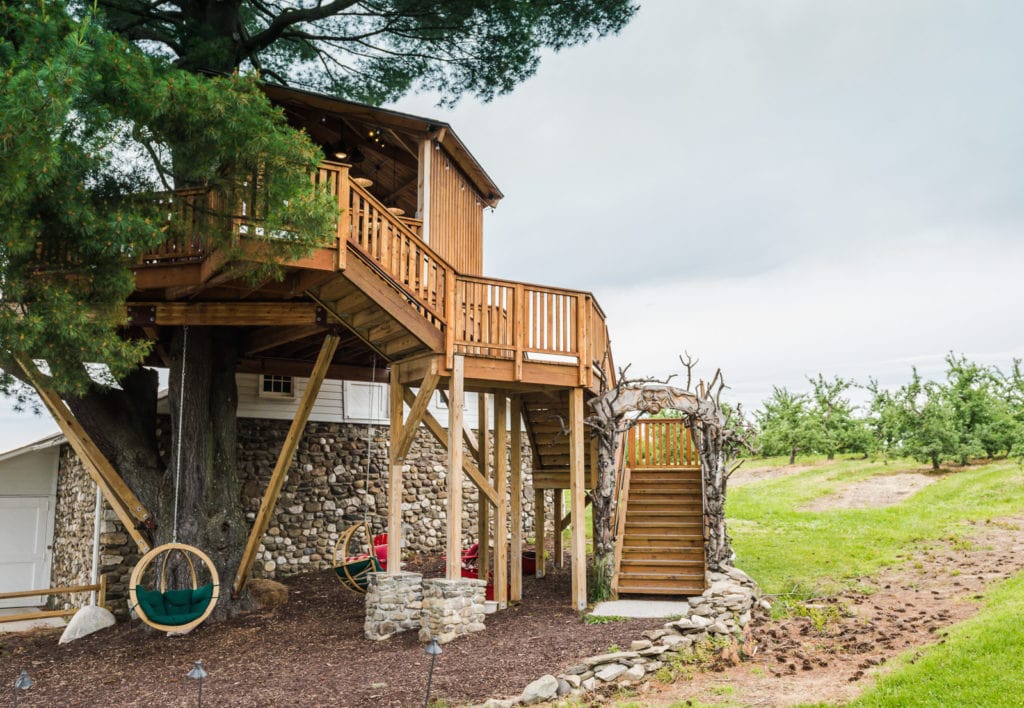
[585,355,753,598]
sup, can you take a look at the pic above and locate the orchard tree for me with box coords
[755,387,820,464]
[895,370,957,471]
[1,1,639,610]
[806,374,856,460]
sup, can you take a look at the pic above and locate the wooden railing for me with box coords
[0,576,107,624]
[628,418,699,469]
[135,161,612,389]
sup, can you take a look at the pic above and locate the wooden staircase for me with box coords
[614,420,706,597]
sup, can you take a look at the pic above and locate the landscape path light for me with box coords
[423,638,442,707]
[187,660,208,707]
[12,670,32,708]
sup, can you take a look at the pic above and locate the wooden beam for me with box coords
[510,395,523,602]
[569,387,587,610]
[404,391,499,506]
[494,393,508,609]
[477,393,490,579]
[553,489,563,569]
[534,488,546,578]
[128,302,325,327]
[445,355,465,579]
[393,360,440,460]
[233,333,340,596]
[236,358,389,383]
[14,358,153,554]
[387,365,405,573]
[244,325,325,356]
[439,389,480,461]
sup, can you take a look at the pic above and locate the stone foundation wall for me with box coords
[49,448,139,620]
[49,416,544,616]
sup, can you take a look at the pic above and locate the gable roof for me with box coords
[261,84,503,206]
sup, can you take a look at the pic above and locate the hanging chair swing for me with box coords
[129,543,220,632]
[128,326,220,633]
[332,362,389,594]
[332,521,386,593]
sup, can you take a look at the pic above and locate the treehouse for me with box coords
[19,84,706,632]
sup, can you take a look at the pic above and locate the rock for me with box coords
[563,664,589,675]
[584,651,638,666]
[662,635,693,650]
[59,605,115,644]
[557,679,572,696]
[639,645,671,657]
[630,639,653,651]
[595,663,628,682]
[643,628,672,641]
[247,578,289,609]
[624,664,646,681]
[520,675,559,705]
[708,620,730,634]
[561,674,582,689]
[581,677,598,691]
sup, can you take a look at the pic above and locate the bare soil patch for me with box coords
[729,462,819,487]
[801,471,940,511]
[630,515,1024,707]
[0,555,663,707]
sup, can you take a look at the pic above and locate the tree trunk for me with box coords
[931,453,940,471]
[166,327,247,616]
[827,451,835,461]
[789,446,797,465]
[68,327,248,618]
[700,423,732,571]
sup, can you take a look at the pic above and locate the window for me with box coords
[259,375,294,399]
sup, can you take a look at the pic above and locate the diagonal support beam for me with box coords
[233,333,340,596]
[393,360,440,461]
[408,391,499,507]
[14,357,153,554]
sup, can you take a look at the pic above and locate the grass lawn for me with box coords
[726,455,1024,706]
[728,456,1024,597]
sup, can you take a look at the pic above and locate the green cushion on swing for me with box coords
[335,556,382,590]
[136,583,214,626]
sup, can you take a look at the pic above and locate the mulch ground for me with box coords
[0,555,663,707]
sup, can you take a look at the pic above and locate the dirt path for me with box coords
[628,515,1024,707]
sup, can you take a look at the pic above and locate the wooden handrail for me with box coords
[134,161,612,386]
[628,419,699,469]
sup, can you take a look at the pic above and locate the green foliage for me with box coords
[583,613,627,624]
[0,4,335,395]
[755,387,821,462]
[93,0,639,106]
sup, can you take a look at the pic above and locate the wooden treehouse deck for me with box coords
[131,161,611,395]
[126,159,613,610]
[613,419,707,598]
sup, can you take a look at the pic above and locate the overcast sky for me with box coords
[3,0,1022,450]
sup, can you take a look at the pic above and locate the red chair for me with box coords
[460,542,480,579]
[372,533,388,571]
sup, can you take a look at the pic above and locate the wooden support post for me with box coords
[590,437,600,545]
[233,333,340,596]
[569,387,587,610]
[477,393,490,579]
[534,488,546,578]
[510,395,523,602]
[387,366,405,574]
[394,361,440,460]
[14,357,153,554]
[494,393,509,609]
[445,355,465,579]
[553,490,563,569]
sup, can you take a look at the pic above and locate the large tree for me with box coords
[2,1,638,610]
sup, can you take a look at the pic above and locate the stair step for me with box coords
[620,562,705,575]
[617,585,706,597]
[625,520,702,530]
[623,534,703,546]
[625,509,702,518]
[621,547,705,560]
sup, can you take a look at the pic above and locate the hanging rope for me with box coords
[172,326,189,544]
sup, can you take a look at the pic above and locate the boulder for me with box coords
[520,675,559,705]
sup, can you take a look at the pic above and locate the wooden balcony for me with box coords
[134,162,612,392]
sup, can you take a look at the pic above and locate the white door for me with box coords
[0,497,53,608]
